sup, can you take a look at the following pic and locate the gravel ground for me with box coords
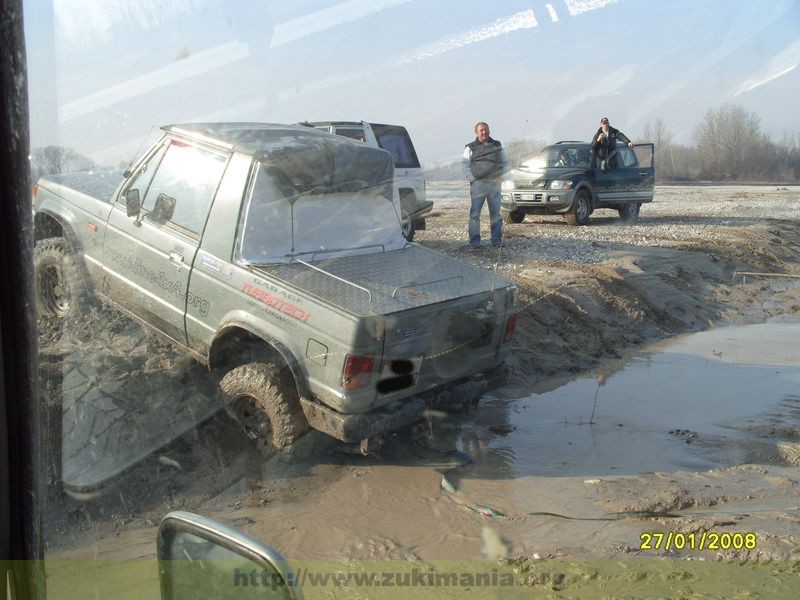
[418,183,800,266]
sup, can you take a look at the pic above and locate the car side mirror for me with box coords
[157,511,300,600]
[151,193,176,222]
[125,189,141,217]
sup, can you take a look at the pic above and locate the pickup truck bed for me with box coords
[261,245,508,317]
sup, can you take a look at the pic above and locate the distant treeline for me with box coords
[426,104,800,183]
[30,104,800,185]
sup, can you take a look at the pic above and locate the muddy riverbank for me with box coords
[40,185,800,597]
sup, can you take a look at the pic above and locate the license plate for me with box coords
[520,193,534,201]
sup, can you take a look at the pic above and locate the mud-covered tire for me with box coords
[220,363,308,451]
[618,202,641,223]
[564,190,591,226]
[34,237,90,318]
[503,208,525,224]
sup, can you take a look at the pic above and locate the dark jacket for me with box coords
[591,126,631,157]
[464,138,506,181]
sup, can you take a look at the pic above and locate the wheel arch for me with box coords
[574,182,597,212]
[33,210,64,242]
[209,324,309,398]
[398,188,417,216]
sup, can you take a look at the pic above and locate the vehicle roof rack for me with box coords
[555,140,584,144]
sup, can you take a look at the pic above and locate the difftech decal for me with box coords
[254,276,304,304]
[242,282,311,322]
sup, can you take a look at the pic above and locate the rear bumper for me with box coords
[299,363,511,442]
[408,199,434,220]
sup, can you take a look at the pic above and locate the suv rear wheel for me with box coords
[400,215,415,242]
[618,202,641,223]
[564,190,590,226]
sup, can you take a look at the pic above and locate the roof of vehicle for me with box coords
[163,122,395,194]
[545,140,629,149]
[163,122,371,157]
[300,120,407,130]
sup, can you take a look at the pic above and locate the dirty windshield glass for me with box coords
[239,161,405,263]
[16,0,800,599]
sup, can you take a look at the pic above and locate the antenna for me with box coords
[123,124,156,178]
[516,119,528,166]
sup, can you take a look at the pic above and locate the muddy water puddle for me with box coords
[449,322,800,482]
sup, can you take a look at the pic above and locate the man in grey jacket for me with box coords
[462,121,508,247]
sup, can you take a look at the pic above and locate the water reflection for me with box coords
[455,322,800,479]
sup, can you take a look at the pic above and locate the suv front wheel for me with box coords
[564,190,591,226]
[502,208,525,224]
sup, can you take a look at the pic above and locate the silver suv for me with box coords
[300,121,432,240]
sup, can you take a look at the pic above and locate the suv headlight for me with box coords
[501,180,515,191]
[548,180,574,190]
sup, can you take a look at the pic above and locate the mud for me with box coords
[39,185,800,596]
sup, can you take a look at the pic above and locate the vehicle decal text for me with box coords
[200,253,233,279]
[600,182,652,193]
[254,277,305,304]
[105,248,210,316]
[241,282,311,322]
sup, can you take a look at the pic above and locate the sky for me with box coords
[24,0,800,168]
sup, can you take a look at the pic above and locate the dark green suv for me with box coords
[500,141,655,225]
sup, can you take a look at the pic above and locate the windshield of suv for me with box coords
[546,147,591,169]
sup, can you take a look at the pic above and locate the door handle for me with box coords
[169,251,184,265]
[639,172,649,176]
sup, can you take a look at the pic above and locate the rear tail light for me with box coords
[503,314,517,343]
[342,354,374,391]
[32,183,39,198]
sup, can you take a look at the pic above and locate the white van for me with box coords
[300,121,432,241]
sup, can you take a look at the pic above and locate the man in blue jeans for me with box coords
[461,121,508,247]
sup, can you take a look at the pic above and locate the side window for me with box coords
[142,142,228,234]
[121,143,168,205]
[618,147,638,167]
[238,164,293,262]
[372,125,420,168]
[334,127,366,142]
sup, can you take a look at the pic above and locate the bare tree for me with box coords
[642,118,675,180]
[30,145,94,181]
[693,104,765,180]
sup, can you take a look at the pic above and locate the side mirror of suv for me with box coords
[151,193,176,222]
[157,511,301,600]
[125,188,141,217]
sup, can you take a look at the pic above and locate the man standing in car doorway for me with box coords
[591,116,634,159]
[461,121,508,248]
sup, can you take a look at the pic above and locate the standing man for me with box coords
[462,121,508,247]
[591,116,634,160]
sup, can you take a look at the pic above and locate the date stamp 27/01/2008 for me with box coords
[640,531,757,552]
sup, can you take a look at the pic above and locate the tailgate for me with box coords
[375,288,511,400]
